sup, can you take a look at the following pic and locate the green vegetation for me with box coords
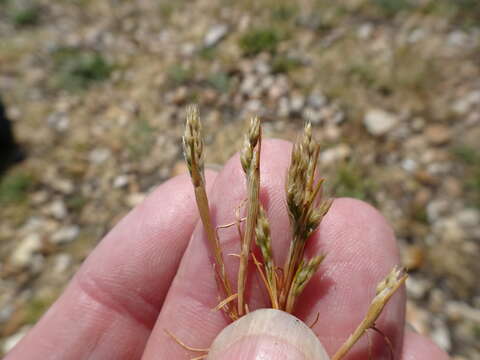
[52,47,113,91]
[332,162,376,201]
[412,206,429,224]
[66,193,87,213]
[11,5,40,26]
[346,63,377,88]
[0,171,34,205]
[474,324,480,339]
[158,2,174,19]
[423,0,480,27]
[239,27,281,56]
[454,145,478,165]
[453,145,480,207]
[207,72,230,92]
[127,120,156,160]
[198,47,217,61]
[272,55,302,74]
[372,0,412,16]
[167,64,194,86]
[25,295,56,324]
[271,3,297,21]
[2,0,40,26]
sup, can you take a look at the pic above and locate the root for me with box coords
[191,355,207,360]
[252,252,279,309]
[370,326,394,360]
[213,293,238,312]
[164,329,209,355]
[308,312,320,329]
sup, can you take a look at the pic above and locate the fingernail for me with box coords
[207,309,329,360]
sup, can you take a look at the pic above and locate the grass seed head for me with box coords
[240,116,261,173]
[183,104,205,186]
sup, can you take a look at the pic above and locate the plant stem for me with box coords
[183,105,237,320]
[332,267,407,360]
[237,129,261,316]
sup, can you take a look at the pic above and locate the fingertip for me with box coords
[320,197,399,263]
[402,329,451,360]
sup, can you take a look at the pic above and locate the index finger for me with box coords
[6,171,217,360]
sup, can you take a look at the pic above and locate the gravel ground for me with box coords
[1,0,479,358]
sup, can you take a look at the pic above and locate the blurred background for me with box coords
[1,0,479,357]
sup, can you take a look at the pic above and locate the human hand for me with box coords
[6,140,450,359]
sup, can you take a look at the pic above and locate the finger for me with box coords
[297,197,406,360]
[6,171,217,360]
[401,329,450,360]
[142,139,404,359]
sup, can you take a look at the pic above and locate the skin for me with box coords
[6,139,450,360]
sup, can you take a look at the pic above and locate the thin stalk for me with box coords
[183,105,237,319]
[332,267,407,360]
[255,206,278,309]
[237,128,261,316]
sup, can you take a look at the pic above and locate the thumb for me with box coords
[207,309,330,360]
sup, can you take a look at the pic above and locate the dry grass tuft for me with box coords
[182,105,407,359]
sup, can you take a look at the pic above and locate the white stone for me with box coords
[245,99,262,113]
[47,200,68,220]
[364,109,399,136]
[408,28,426,43]
[321,144,351,166]
[433,217,465,243]
[431,319,451,352]
[30,254,45,274]
[411,117,425,131]
[204,24,228,47]
[307,91,326,109]
[457,208,480,228]
[52,253,73,275]
[452,90,480,115]
[254,61,271,75]
[277,97,290,117]
[0,304,14,323]
[401,158,418,172]
[126,193,146,207]
[357,23,373,39]
[240,75,258,95]
[467,90,480,104]
[47,112,69,132]
[447,30,469,47]
[324,124,341,141]
[452,97,471,115]
[302,108,322,125]
[50,178,74,194]
[426,200,449,222]
[180,43,195,56]
[331,110,345,124]
[406,277,430,299]
[260,76,275,90]
[51,225,80,244]
[89,148,111,164]
[290,94,305,113]
[10,234,42,268]
[113,175,129,188]
[268,76,289,100]
[446,301,480,323]
[2,326,30,354]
